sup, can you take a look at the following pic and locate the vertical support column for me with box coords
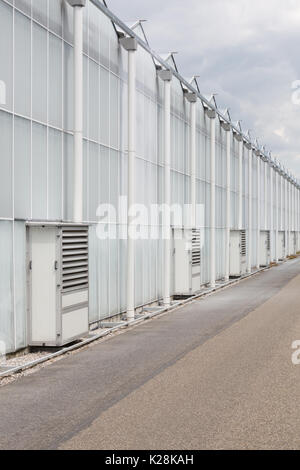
[184,92,197,228]
[285,177,288,257]
[256,155,261,269]
[247,146,252,273]
[120,36,138,321]
[190,101,196,228]
[280,174,284,233]
[288,179,291,255]
[158,69,172,307]
[223,124,231,282]
[238,140,243,230]
[264,162,268,230]
[206,109,216,288]
[298,186,300,251]
[275,170,279,263]
[69,0,86,223]
[270,164,274,261]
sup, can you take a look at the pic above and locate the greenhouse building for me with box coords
[0,0,299,354]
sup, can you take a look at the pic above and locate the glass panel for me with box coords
[63,132,74,221]
[49,0,63,37]
[63,42,73,131]
[49,34,62,128]
[14,116,31,219]
[110,74,119,149]
[48,128,62,220]
[88,60,100,142]
[32,23,47,123]
[100,66,109,145]
[15,0,31,16]
[0,111,12,218]
[32,0,48,27]
[14,11,31,116]
[0,221,13,354]
[0,1,13,111]
[32,123,47,219]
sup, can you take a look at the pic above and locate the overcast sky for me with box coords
[108,0,300,179]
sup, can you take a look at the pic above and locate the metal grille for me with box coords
[62,226,89,292]
[240,230,247,257]
[191,229,201,266]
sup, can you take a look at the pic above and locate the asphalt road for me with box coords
[0,259,300,450]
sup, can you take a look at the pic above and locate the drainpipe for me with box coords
[288,180,291,255]
[280,174,283,233]
[184,91,197,228]
[158,69,172,306]
[222,123,231,282]
[68,0,86,223]
[298,186,300,251]
[189,97,197,228]
[275,169,279,263]
[285,178,288,257]
[247,146,252,273]
[264,162,268,230]
[120,36,138,321]
[206,109,216,288]
[270,164,274,261]
[238,140,243,230]
[256,155,261,269]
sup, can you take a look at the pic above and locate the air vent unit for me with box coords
[229,230,247,277]
[173,228,201,296]
[27,224,89,347]
[240,230,247,257]
[62,226,89,292]
[191,229,201,266]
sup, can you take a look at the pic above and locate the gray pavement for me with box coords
[0,259,300,449]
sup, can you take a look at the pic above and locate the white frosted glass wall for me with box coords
[0,0,298,349]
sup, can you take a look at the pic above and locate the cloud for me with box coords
[108,0,300,178]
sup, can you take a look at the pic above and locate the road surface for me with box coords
[0,259,300,450]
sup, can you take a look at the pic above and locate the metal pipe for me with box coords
[285,178,288,257]
[264,162,268,230]
[163,78,172,306]
[190,101,196,228]
[288,180,291,255]
[247,148,252,273]
[72,3,85,223]
[275,170,279,263]
[126,47,137,320]
[238,141,243,230]
[210,116,216,288]
[270,166,274,261]
[225,129,231,282]
[256,156,260,269]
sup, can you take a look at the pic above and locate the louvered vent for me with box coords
[240,230,247,257]
[192,229,201,266]
[266,231,271,250]
[62,226,89,293]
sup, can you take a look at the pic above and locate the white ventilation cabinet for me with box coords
[27,224,89,347]
[229,230,247,277]
[172,228,201,296]
[260,230,271,266]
